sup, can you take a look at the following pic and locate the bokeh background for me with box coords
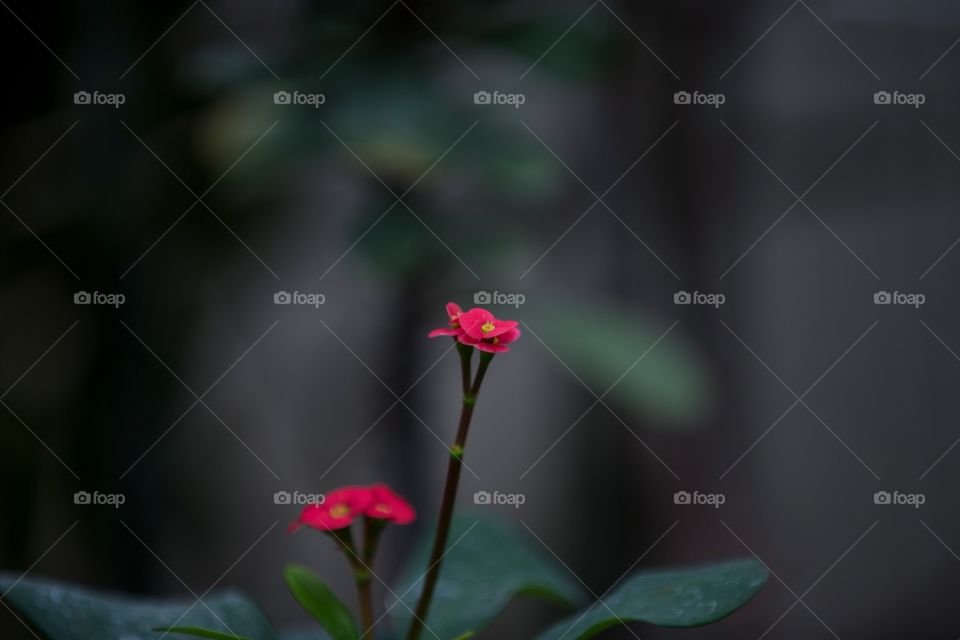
[3,1,960,637]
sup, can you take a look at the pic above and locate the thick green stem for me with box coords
[406,349,493,640]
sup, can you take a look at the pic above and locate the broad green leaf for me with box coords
[390,516,586,639]
[278,630,332,640]
[0,573,278,640]
[534,559,768,639]
[525,298,714,428]
[155,626,252,640]
[283,565,359,640]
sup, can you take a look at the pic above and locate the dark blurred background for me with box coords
[2,1,960,638]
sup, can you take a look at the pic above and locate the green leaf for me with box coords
[525,297,714,428]
[0,573,278,640]
[450,633,475,640]
[534,559,768,639]
[390,516,586,639]
[283,565,359,640]
[154,627,252,640]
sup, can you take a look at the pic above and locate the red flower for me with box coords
[289,486,372,532]
[457,308,521,353]
[427,302,466,339]
[365,483,416,525]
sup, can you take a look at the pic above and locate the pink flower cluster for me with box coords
[428,302,521,353]
[290,484,415,532]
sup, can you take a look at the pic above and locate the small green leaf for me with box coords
[283,565,359,640]
[450,633,475,640]
[390,516,586,639]
[0,573,278,640]
[534,559,768,639]
[153,626,252,640]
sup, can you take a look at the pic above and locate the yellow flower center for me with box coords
[330,504,350,518]
[373,503,391,514]
[481,322,495,334]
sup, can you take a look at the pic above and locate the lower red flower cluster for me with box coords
[290,484,415,532]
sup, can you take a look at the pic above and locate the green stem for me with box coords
[406,349,493,640]
[331,527,375,637]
